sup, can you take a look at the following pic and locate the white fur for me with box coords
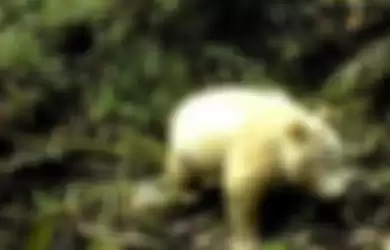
[169,87,298,164]
[165,85,345,250]
[166,85,344,195]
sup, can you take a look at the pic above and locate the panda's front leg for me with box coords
[224,142,272,250]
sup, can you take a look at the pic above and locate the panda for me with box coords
[163,85,347,250]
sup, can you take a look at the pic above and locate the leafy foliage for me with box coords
[0,0,388,250]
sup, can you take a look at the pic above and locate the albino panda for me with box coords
[163,85,347,250]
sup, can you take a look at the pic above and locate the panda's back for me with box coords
[168,86,297,164]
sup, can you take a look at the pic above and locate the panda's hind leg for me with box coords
[163,150,199,205]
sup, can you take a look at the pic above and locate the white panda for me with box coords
[163,85,346,250]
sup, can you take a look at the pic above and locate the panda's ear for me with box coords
[315,105,340,125]
[287,120,310,144]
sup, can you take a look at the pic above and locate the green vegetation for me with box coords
[0,0,388,249]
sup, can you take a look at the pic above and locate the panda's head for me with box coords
[278,107,349,199]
